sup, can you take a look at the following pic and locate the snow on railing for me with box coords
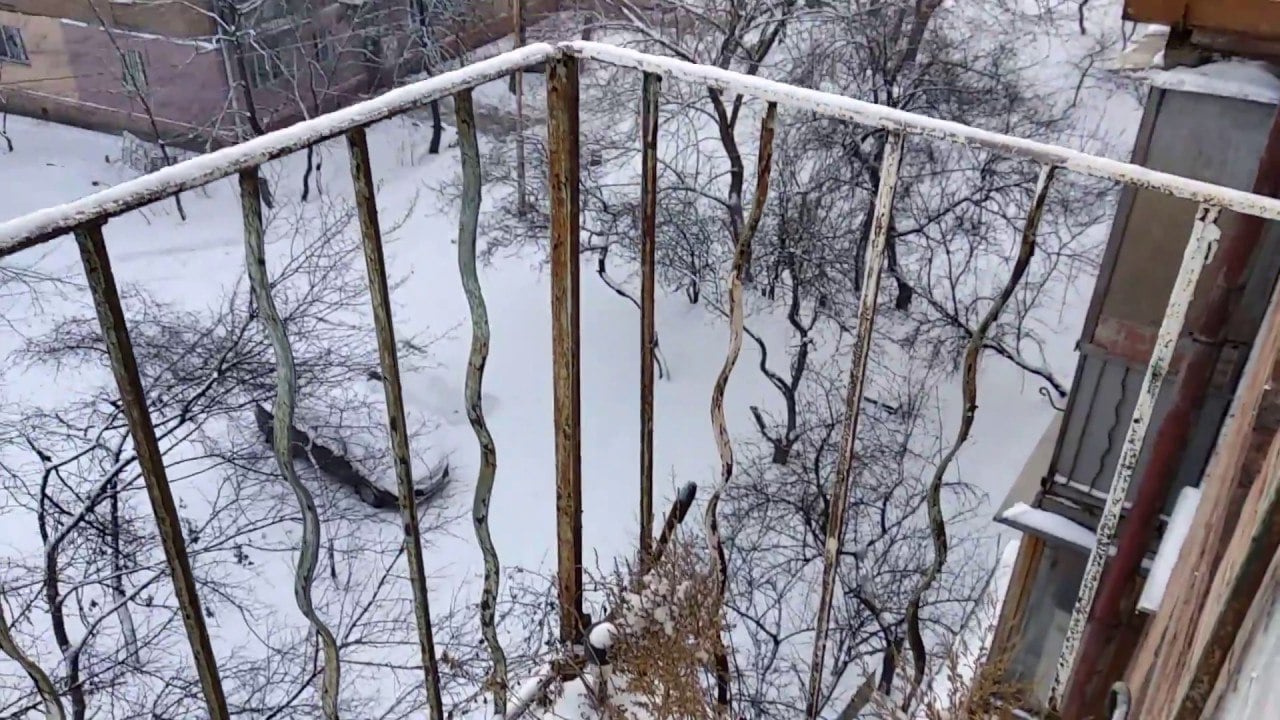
[4,40,1280,720]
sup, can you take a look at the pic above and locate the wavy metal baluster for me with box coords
[902,164,1057,709]
[452,89,509,715]
[0,599,66,720]
[705,102,778,718]
[805,131,904,720]
[239,169,341,720]
[345,127,447,720]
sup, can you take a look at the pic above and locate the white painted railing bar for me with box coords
[1049,204,1224,706]
[561,41,1280,223]
[6,41,1280,257]
[0,44,557,255]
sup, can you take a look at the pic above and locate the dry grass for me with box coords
[598,535,725,720]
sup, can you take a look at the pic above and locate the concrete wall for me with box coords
[50,20,231,146]
[0,0,216,37]
[0,9,77,98]
[1,0,568,146]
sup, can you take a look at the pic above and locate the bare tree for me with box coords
[0,195,482,719]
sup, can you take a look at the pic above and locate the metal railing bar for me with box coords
[0,597,67,720]
[638,71,660,571]
[1050,203,1225,706]
[705,100,779,717]
[238,169,341,720]
[345,128,448,720]
[902,163,1058,710]
[0,44,557,255]
[452,89,509,716]
[547,53,585,646]
[560,41,1280,223]
[74,222,230,720]
[805,131,905,720]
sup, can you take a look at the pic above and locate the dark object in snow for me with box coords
[252,403,448,510]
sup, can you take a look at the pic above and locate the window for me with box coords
[0,25,29,64]
[313,31,333,65]
[247,49,288,88]
[1004,543,1087,710]
[253,0,292,23]
[122,49,148,94]
[246,31,291,88]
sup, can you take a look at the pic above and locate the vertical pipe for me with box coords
[1064,109,1280,718]
[74,222,230,720]
[346,128,447,720]
[452,89,510,716]
[638,71,660,569]
[239,169,342,720]
[547,53,584,645]
[805,132,905,720]
[1051,203,1224,706]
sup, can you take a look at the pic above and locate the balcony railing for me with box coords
[3,40,1280,720]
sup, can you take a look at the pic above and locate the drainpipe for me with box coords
[1059,106,1280,716]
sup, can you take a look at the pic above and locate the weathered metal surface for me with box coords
[345,129,448,720]
[74,223,230,720]
[805,132,904,720]
[639,71,660,569]
[547,54,585,645]
[1125,262,1280,718]
[451,89,509,715]
[1063,104,1280,717]
[559,41,1280,222]
[1051,203,1224,706]
[902,164,1058,707]
[239,170,341,719]
[706,101,778,718]
[0,45,557,255]
[0,595,67,719]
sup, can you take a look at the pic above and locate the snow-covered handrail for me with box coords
[560,41,1280,223]
[0,44,556,255]
[7,40,1280,258]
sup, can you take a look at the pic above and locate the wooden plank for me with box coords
[1176,395,1280,717]
[1125,274,1280,717]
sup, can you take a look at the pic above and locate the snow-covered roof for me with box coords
[999,502,1097,551]
[1148,59,1280,105]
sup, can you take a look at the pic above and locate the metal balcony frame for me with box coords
[4,39,1280,720]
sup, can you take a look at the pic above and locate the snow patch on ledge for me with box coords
[1138,486,1201,614]
[1000,502,1097,550]
[1149,60,1280,106]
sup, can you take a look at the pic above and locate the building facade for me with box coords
[0,0,563,149]
[989,3,1280,717]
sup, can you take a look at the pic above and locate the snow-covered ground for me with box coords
[0,3,1148,717]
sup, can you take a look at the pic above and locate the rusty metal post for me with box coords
[547,53,584,645]
[346,127,447,719]
[806,132,905,720]
[639,71,660,569]
[74,222,230,720]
